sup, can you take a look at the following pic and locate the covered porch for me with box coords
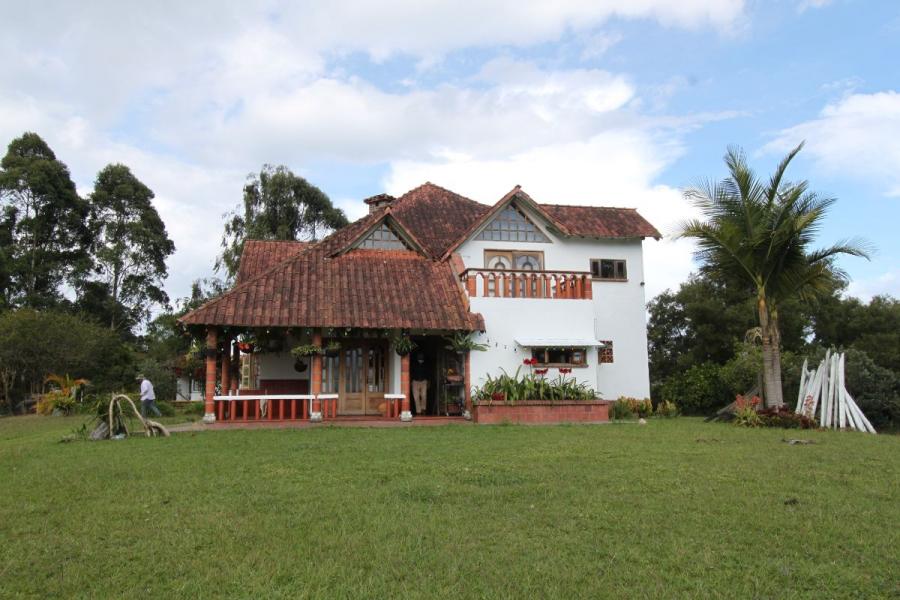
[199,327,472,424]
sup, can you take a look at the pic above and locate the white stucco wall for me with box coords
[256,351,310,381]
[458,203,652,400]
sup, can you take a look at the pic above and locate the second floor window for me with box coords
[590,258,627,281]
[476,203,550,242]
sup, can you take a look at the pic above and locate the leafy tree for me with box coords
[0,309,133,413]
[0,132,91,307]
[810,293,899,373]
[678,144,869,407]
[87,163,175,332]
[217,165,348,279]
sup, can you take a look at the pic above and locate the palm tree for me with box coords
[678,143,869,407]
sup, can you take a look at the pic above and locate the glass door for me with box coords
[340,346,365,415]
[336,340,388,416]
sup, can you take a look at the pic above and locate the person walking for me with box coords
[138,374,161,418]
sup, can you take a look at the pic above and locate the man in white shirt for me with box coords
[138,374,161,418]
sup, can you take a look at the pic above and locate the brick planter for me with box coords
[472,400,611,424]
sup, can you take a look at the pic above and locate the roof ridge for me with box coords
[541,203,639,211]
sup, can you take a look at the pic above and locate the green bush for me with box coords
[655,400,679,418]
[610,398,635,420]
[182,401,205,416]
[659,362,731,415]
[733,405,762,428]
[155,401,176,417]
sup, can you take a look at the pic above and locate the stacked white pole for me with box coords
[795,350,876,433]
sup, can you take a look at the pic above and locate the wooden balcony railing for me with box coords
[460,268,593,300]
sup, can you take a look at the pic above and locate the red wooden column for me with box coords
[220,337,231,396]
[310,332,323,421]
[230,342,240,393]
[203,327,218,423]
[400,352,412,421]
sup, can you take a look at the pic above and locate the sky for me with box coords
[1,0,898,305]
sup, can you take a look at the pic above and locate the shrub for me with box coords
[655,400,679,418]
[659,362,731,415]
[757,407,816,429]
[733,405,762,428]
[36,390,76,415]
[182,401,205,416]
[610,398,635,420]
[155,401,176,417]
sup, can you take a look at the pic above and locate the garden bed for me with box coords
[473,399,611,424]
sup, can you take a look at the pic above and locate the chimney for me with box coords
[363,193,395,214]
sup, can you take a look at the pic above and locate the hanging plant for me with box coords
[293,359,308,373]
[324,340,342,357]
[391,335,417,356]
[291,344,322,358]
[444,332,489,353]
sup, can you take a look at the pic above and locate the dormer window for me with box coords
[476,203,550,242]
[359,222,408,250]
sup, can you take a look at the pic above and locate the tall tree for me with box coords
[87,164,175,331]
[678,144,869,407]
[217,165,348,279]
[0,132,91,307]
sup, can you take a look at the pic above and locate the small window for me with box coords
[598,341,614,364]
[590,259,627,281]
[359,222,408,250]
[477,202,550,243]
[531,347,587,367]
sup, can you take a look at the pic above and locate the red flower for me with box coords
[559,368,572,374]
[534,368,549,375]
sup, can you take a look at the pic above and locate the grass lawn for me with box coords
[1,416,898,599]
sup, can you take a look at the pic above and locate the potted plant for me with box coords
[391,335,416,356]
[324,340,342,358]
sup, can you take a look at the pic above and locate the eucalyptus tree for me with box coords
[87,163,175,331]
[678,144,869,407]
[0,132,91,307]
[217,164,349,279]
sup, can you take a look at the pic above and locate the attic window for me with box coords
[359,221,408,250]
[476,203,550,243]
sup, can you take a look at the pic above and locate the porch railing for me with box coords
[211,393,405,422]
[460,268,593,300]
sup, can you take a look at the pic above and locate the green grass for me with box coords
[1,416,898,599]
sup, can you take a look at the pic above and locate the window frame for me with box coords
[530,347,588,368]
[484,250,545,271]
[475,202,551,243]
[590,258,627,281]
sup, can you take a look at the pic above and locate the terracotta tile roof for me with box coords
[180,181,658,330]
[181,244,480,331]
[389,183,489,258]
[541,204,662,239]
[236,240,310,283]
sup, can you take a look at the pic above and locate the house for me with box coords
[179,183,660,424]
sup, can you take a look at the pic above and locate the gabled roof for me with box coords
[180,181,659,330]
[237,240,310,284]
[181,243,480,330]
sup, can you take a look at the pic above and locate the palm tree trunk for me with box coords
[769,313,785,409]
[757,295,783,408]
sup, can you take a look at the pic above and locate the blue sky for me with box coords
[1,0,897,302]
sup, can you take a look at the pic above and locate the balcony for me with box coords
[460,268,593,300]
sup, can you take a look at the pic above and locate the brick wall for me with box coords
[473,400,610,424]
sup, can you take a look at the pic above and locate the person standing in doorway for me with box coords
[411,352,428,416]
[138,374,161,418]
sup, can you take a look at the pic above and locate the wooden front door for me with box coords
[337,340,387,416]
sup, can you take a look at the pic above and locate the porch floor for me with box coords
[169,416,469,433]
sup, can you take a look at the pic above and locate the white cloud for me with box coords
[383,131,699,299]
[797,0,832,12]
[0,1,743,302]
[846,269,900,302]
[766,91,900,197]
